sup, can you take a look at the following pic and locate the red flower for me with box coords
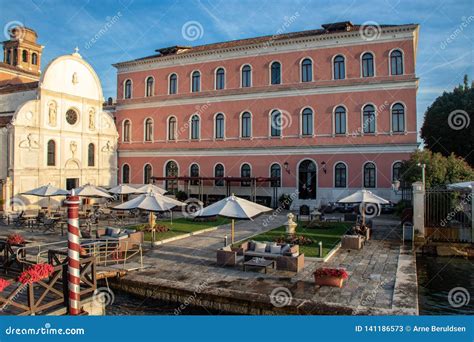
[0,278,10,292]
[6,233,25,245]
[18,264,54,284]
[314,268,349,279]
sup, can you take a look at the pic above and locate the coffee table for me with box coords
[243,258,275,273]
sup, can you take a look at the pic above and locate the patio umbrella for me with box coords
[194,194,272,244]
[108,184,138,202]
[338,189,389,225]
[22,183,70,212]
[447,181,473,189]
[73,183,113,199]
[134,184,167,195]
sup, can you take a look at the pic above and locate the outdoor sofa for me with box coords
[241,241,304,272]
[95,227,144,252]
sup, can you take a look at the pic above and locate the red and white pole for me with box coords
[65,190,81,315]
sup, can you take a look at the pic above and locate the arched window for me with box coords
[270,163,281,187]
[241,65,251,87]
[362,52,374,77]
[334,163,347,188]
[270,61,281,85]
[145,77,154,97]
[144,164,152,184]
[270,110,281,137]
[364,162,376,188]
[333,55,345,80]
[390,50,403,75]
[241,163,251,186]
[301,58,312,82]
[165,161,179,191]
[191,115,200,140]
[298,160,317,199]
[123,119,131,142]
[190,163,199,185]
[88,143,95,167]
[391,103,405,133]
[31,53,38,65]
[169,73,177,94]
[214,164,224,186]
[168,117,176,140]
[301,108,313,136]
[334,106,346,135]
[144,118,153,141]
[215,113,224,139]
[191,71,200,92]
[392,162,403,182]
[363,105,376,134]
[22,50,28,63]
[124,79,132,99]
[241,112,251,138]
[122,164,130,184]
[47,140,56,166]
[215,68,225,90]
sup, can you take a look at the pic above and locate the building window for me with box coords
[301,108,313,136]
[169,73,177,94]
[214,164,224,186]
[6,50,11,64]
[13,49,17,65]
[145,77,154,97]
[190,163,199,185]
[362,52,374,77]
[241,65,251,87]
[168,117,176,140]
[144,164,152,184]
[144,118,153,141]
[391,103,405,133]
[165,161,179,191]
[364,162,376,188]
[47,140,55,166]
[301,58,312,82]
[215,68,225,90]
[270,164,281,187]
[390,50,403,75]
[123,119,131,142]
[270,110,281,137]
[241,112,251,138]
[122,164,130,184]
[191,115,200,140]
[31,52,38,65]
[88,143,95,167]
[191,71,200,92]
[334,163,347,188]
[334,106,346,135]
[241,163,251,186]
[363,104,376,134]
[298,160,317,199]
[270,61,281,85]
[333,55,345,80]
[22,50,28,63]
[392,162,402,182]
[215,113,224,139]
[124,79,132,99]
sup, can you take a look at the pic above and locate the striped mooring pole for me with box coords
[65,190,81,315]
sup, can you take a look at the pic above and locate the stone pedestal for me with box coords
[285,213,297,235]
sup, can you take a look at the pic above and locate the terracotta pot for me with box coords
[314,274,345,288]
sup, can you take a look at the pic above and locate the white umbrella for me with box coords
[338,189,389,225]
[108,184,138,195]
[22,183,70,211]
[134,184,167,195]
[73,183,113,199]
[113,191,184,212]
[447,181,473,189]
[195,194,272,243]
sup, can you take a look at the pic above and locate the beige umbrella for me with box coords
[22,183,70,212]
[134,184,167,195]
[108,184,138,202]
[73,183,113,198]
[338,189,389,225]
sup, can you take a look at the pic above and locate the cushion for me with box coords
[106,227,121,237]
[281,244,291,254]
[248,241,256,251]
[222,246,232,252]
[254,242,267,253]
[270,245,281,254]
[124,229,136,234]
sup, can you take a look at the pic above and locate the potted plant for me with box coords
[313,268,349,288]
[18,263,54,284]
[6,233,26,246]
[0,278,11,292]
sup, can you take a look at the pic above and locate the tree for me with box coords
[420,75,474,166]
[400,150,474,188]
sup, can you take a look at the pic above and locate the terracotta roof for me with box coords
[115,22,417,66]
[0,81,38,94]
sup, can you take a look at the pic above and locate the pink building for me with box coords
[113,21,419,208]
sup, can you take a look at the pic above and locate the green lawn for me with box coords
[237,222,351,257]
[125,217,231,242]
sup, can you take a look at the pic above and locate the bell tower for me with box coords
[2,26,43,75]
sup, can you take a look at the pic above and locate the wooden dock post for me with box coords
[65,190,81,315]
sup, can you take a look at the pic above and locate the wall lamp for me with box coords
[283,161,290,174]
[321,161,327,174]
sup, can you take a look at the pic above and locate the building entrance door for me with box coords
[66,178,79,191]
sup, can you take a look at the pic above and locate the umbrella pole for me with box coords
[362,202,366,226]
[231,219,235,244]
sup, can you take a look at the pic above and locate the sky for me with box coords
[1,0,473,137]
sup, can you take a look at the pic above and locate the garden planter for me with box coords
[314,275,345,288]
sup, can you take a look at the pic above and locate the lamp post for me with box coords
[417,163,426,186]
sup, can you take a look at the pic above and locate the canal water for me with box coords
[417,255,474,315]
